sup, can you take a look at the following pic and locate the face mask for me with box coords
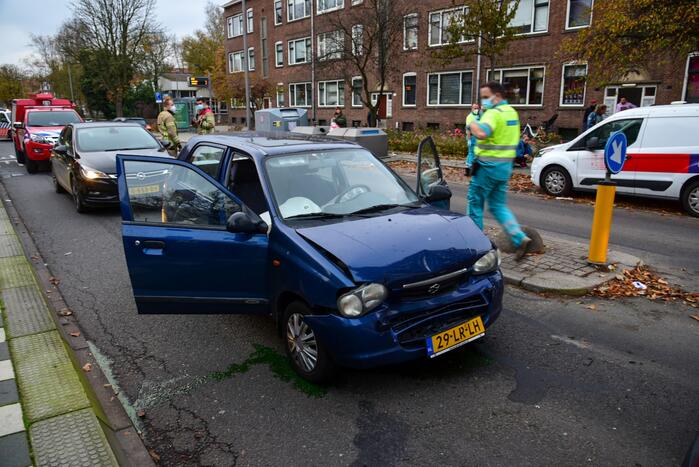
[195,104,204,111]
[481,98,494,110]
[472,109,479,115]
[169,104,176,112]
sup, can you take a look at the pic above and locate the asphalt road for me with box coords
[1,141,698,466]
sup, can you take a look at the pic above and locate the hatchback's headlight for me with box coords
[337,283,388,318]
[80,165,109,180]
[472,249,501,274]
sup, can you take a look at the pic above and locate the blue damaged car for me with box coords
[116,133,503,382]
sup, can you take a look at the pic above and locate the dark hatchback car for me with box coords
[51,122,170,212]
[115,133,504,382]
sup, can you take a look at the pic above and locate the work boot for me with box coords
[515,236,532,261]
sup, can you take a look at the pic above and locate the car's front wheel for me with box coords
[25,158,38,174]
[284,302,334,384]
[681,179,699,218]
[71,178,88,213]
[541,165,572,197]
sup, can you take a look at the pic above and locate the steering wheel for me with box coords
[334,184,371,204]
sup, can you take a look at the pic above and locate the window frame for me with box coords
[509,0,550,36]
[488,66,546,107]
[317,30,344,61]
[402,72,417,107]
[287,0,311,22]
[428,6,468,48]
[403,13,418,50]
[351,24,363,56]
[287,36,312,65]
[682,51,699,103]
[426,70,474,107]
[227,14,244,38]
[275,41,284,67]
[351,76,363,108]
[565,0,594,31]
[274,0,283,25]
[289,82,313,107]
[247,47,255,71]
[246,8,254,33]
[318,79,345,107]
[559,63,588,107]
[316,0,344,15]
[228,51,245,73]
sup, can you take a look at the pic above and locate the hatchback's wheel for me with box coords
[71,179,88,213]
[284,302,334,383]
[541,165,572,197]
[681,180,699,218]
[25,158,38,174]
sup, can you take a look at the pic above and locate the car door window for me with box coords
[189,145,225,178]
[60,127,73,152]
[123,160,241,226]
[0,113,8,124]
[577,119,643,150]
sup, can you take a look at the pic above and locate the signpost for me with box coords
[154,92,163,104]
[588,131,628,264]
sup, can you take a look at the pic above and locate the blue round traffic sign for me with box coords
[604,131,627,174]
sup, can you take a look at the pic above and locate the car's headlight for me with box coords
[80,165,109,180]
[472,249,501,275]
[337,283,388,318]
[29,133,50,144]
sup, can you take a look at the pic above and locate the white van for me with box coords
[530,103,699,216]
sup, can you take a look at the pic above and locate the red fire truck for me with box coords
[11,93,83,173]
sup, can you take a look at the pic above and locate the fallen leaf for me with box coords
[58,308,73,316]
[82,363,92,372]
[690,315,699,322]
[585,304,597,310]
[69,331,81,337]
[137,409,146,417]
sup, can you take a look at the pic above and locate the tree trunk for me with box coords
[114,92,124,117]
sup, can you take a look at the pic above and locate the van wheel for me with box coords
[283,302,334,384]
[25,158,38,174]
[541,165,572,197]
[681,180,699,218]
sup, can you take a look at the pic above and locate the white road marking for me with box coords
[0,359,15,381]
[0,403,25,437]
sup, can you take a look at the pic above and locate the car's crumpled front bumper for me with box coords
[304,271,504,369]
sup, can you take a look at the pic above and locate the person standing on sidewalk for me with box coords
[193,98,216,135]
[583,98,597,131]
[157,96,181,156]
[467,81,531,259]
[465,103,480,176]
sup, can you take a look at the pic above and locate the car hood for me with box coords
[79,149,168,174]
[296,207,493,285]
[26,126,63,138]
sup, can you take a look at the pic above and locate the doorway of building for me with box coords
[604,85,656,114]
[370,92,393,119]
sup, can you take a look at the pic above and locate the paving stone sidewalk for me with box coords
[0,204,118,466]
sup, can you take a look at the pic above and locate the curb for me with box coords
[0,181,154,466]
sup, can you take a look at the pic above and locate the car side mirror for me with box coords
[226,211,267,234]
[13,122,23,129]
[425,184,452,203]
[52,145,68,156]
[586,136,599,151]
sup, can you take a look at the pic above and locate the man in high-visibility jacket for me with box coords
[467,81,531,260]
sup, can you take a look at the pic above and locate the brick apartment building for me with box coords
[222,0,699,139]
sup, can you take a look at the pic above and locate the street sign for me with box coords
[154,92,163,104]
[604,131,627,174]
[189,76,209,88]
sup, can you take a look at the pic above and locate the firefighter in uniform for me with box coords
[194,98,216,135]
[467,81,531,260]
[157,96,180,156]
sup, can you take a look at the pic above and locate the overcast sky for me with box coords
[0,0,209,66]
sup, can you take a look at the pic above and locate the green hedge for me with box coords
[386,128,468,159]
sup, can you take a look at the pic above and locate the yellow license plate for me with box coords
[427,316,485,358]
[128,184,160,195]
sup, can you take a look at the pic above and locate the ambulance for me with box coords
[10,93,82,173]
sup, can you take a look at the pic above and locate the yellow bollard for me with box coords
[588,182,616,264]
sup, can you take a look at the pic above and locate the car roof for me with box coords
[184,132,360,158]
[608,103,699,120]
[70,122,143,129]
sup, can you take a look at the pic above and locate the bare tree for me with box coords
[71,0,159,116]
[318,0,406,126]
[139,31,173,93]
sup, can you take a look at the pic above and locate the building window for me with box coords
[318,80,345,107]
[276,89,286,107]
[403,73,416,107]
[509,0,549,34]
[247,8,254,33]
[427,70,473,106]
[351,25,363,56]
[560,63,587,106]
[317,30,344,61]
[317,0,343,14]
[351,77,363,107]
[248,47,255,71]
[227,14,243,38]
[566,0,593,29]
[274,0,283,25]
[684,54,699,103]
[289,82,313,107]
[403,14,418,50]
[288,37,312,65]
[428,7,467,47]
[228,51,244,73]
[488,67,545,106]
[287,0,311,21]
[351,0,363,4]
[275,42,284,67]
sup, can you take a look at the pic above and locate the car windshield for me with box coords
[76,126,160,152]
[27,111,81,127]
[265,148,419,220]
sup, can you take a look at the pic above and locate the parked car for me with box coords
[113,116,152,132]
[114,133,503,382]
[0,110,10,140]
[51,122,170,213]
[530,103,699,216]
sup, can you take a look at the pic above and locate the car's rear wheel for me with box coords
[71,178,88,213]
[284,302,334,384]
[541,165,572,197]
[25,158,38,174]
[681,179,699,218]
